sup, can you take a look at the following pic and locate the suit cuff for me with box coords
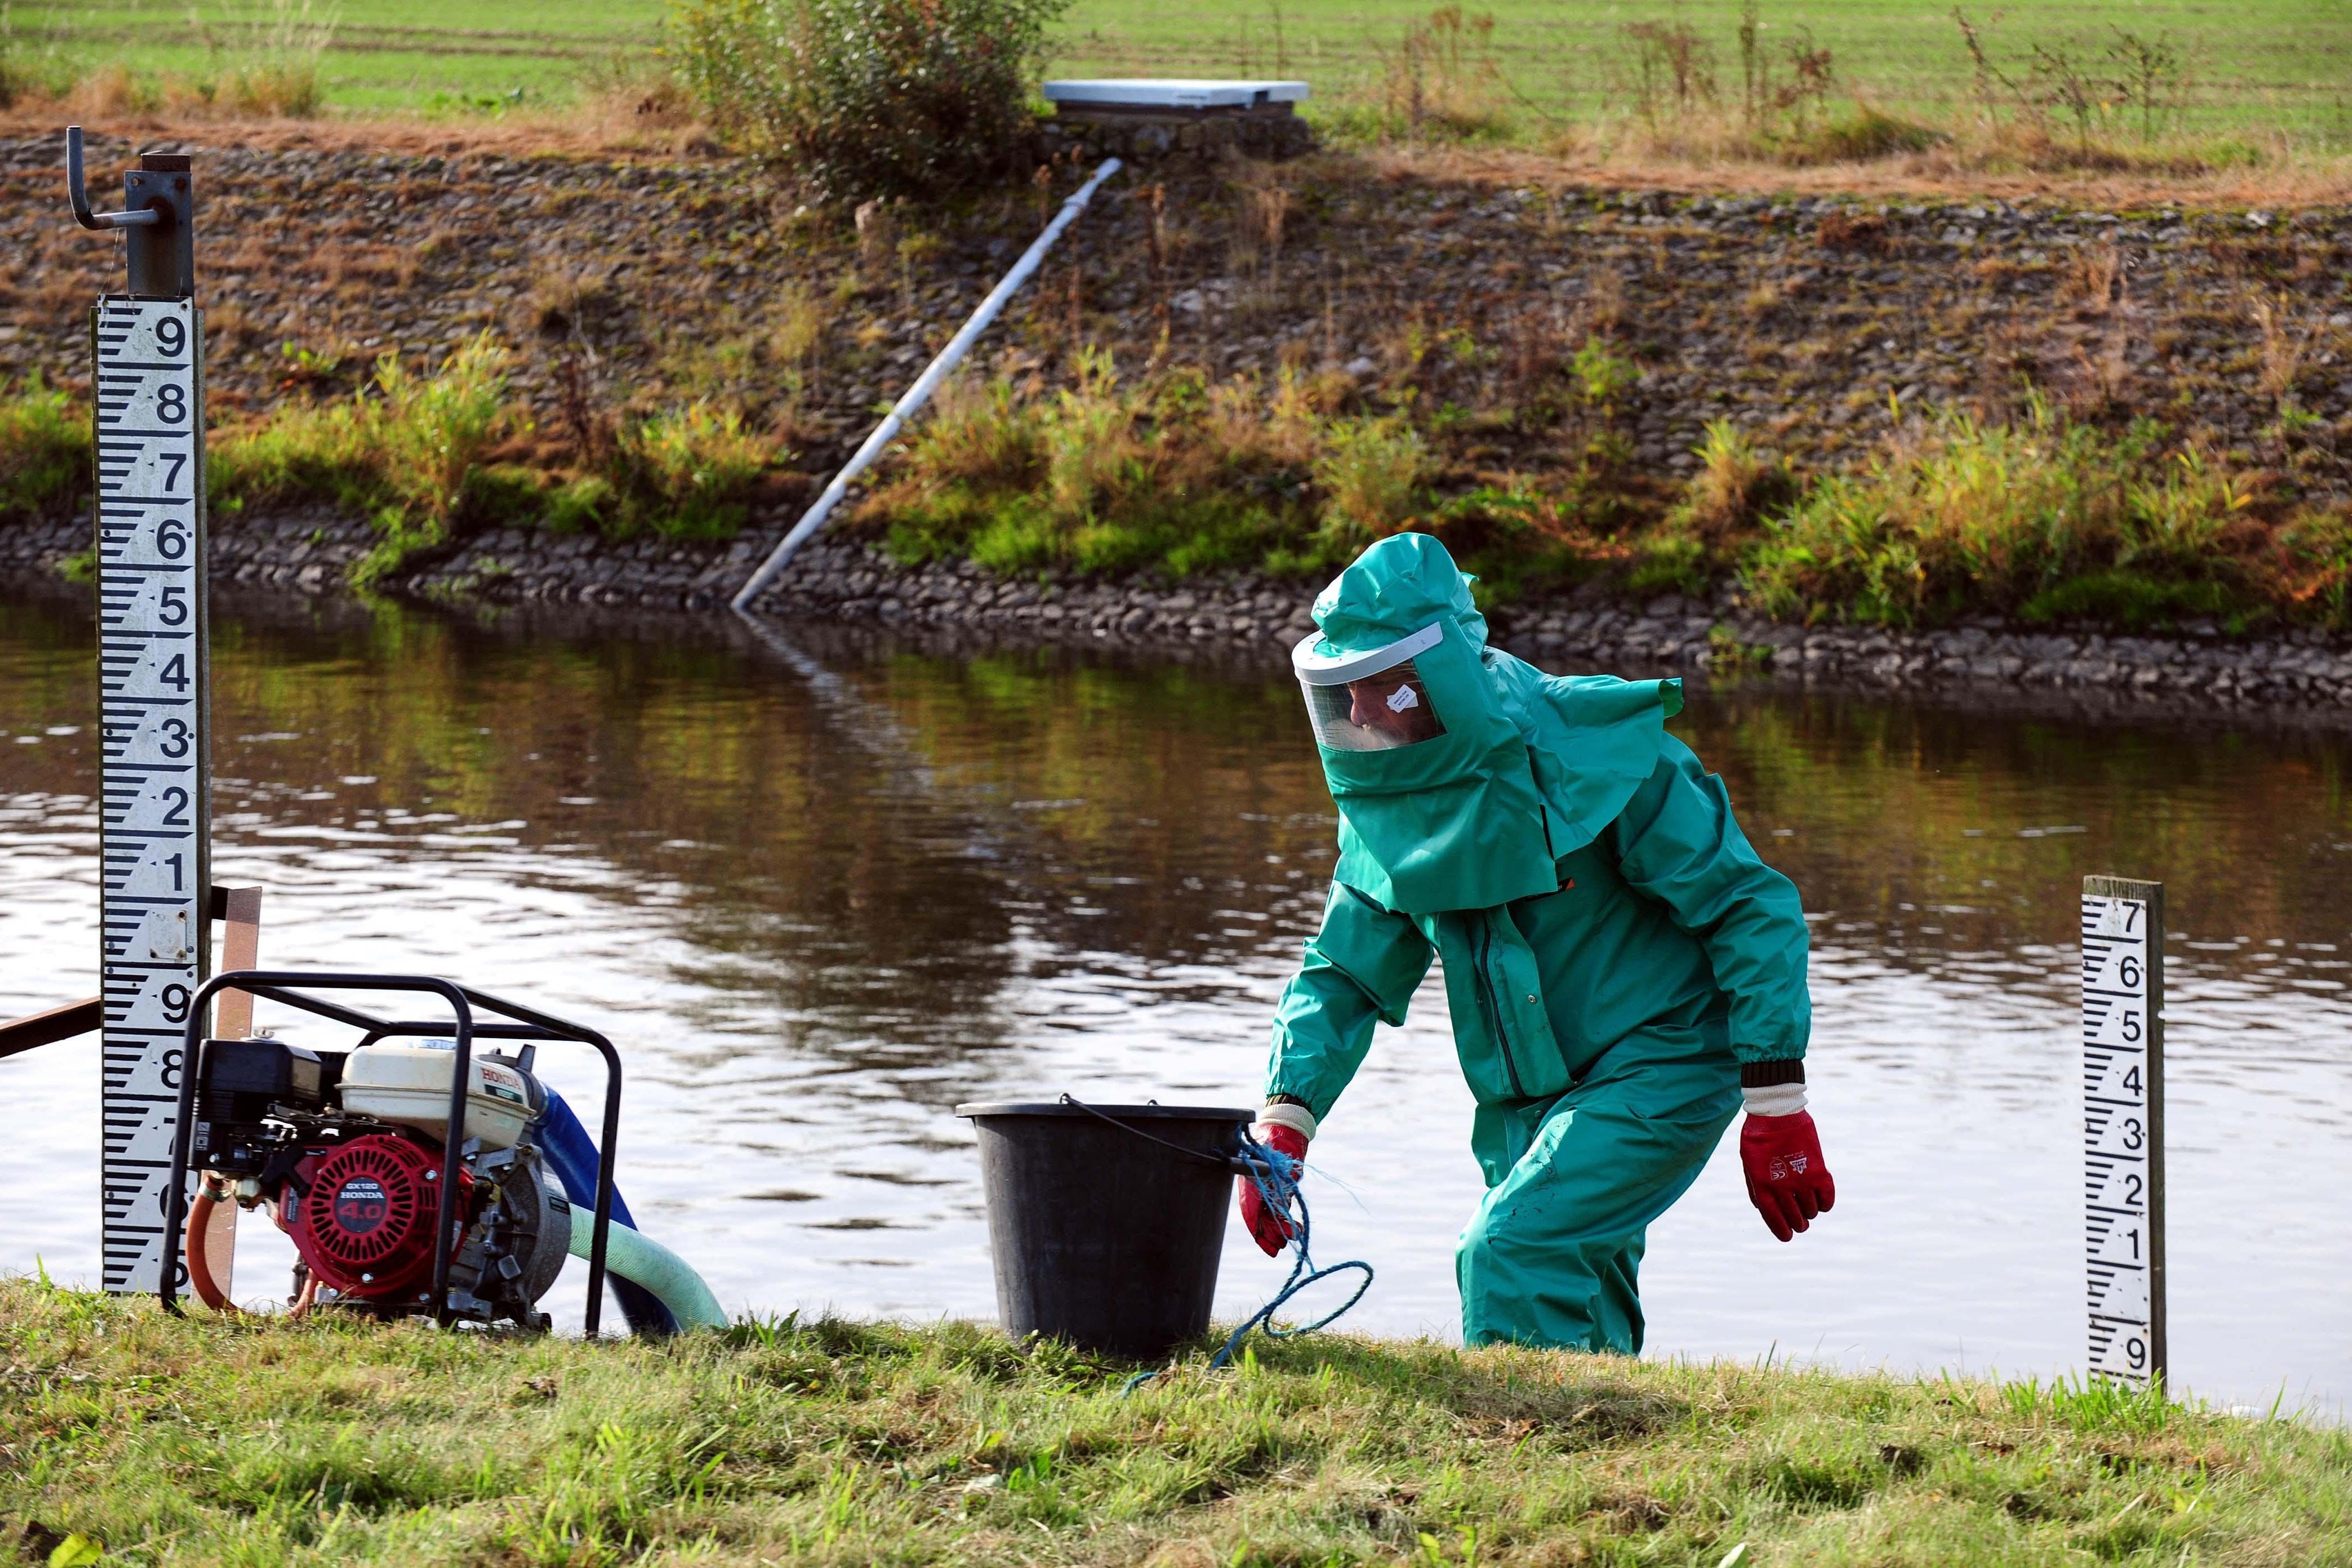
[1742,1083,1808,1116]
[1257,1100,1319,1140]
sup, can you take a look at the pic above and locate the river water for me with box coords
[3,589,2348,1415]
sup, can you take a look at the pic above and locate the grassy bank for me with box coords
[4,1278,2348,1566]
[3,336,790,589]
[856,366,2352,633]
[10,337,2351,631]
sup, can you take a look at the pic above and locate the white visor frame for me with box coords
[1290,620,1445,687]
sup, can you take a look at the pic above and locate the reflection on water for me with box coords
[2,590,2348,1413]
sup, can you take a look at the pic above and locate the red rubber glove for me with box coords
[1238,1124,1309,1257]
[1740,1110,1835,1242]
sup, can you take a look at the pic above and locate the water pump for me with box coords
[164,970,726,1337]
[189,1036,573,1328]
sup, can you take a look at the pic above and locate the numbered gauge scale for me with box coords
[93,295,208,1294]
[2080,877,2167,1387]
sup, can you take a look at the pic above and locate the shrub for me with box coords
[1780,106,1942,164]
[1314,414,1432,548]
[0,376,92,524]
[606,403,779,538]
[669,0,1068,199]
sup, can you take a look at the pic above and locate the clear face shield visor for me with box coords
[1291,621,1449,752]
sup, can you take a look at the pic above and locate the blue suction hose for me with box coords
[536,1089,680,1337]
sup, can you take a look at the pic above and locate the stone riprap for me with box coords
[4,515,2345,714]
[6,132,2349,718]
[4,135,2347,498]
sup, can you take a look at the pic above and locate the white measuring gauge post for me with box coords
[94,295,209,1294]
[2079,875,2166,1388]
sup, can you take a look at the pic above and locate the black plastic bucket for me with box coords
[957,1099,1252,1361]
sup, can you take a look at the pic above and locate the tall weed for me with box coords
[211,335,511,583]
[200,0,337,117]
[372,332,510,522]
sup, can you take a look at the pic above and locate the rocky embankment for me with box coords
[7,514,2348,714]
[6,131,2350,714]
[5,134,2349,493]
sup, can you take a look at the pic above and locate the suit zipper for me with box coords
[1472,917,1526,1099]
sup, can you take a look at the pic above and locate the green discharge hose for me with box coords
[566,1203,730,1331]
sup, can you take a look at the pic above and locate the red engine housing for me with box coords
[283,1134,472,1302]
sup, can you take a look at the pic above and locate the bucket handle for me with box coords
[1054,1094,1267,1177]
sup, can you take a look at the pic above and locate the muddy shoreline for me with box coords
[6,513,2349,720]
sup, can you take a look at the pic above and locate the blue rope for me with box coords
[1124,1131,1373,1393]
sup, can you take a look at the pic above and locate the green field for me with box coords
[8,0,2350,139]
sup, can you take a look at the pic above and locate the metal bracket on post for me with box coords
[2081,875,2166,1390]
[71,124,209,1293]
[68,127,197,299]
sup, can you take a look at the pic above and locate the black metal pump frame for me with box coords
[162,970,624,1336]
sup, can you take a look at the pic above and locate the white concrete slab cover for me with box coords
[1042,79,1310,109]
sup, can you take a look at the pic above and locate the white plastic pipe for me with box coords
[730,157,1123,613]
[568,1203,729,1331]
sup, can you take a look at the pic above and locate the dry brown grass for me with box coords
[2251,292,2321,406]
[2064,241,2125,317]
[8,97,2348,208]
[1351,138,2352,211]
[204,301,255,357]
[524,264,622,339]
[27,275,89,319]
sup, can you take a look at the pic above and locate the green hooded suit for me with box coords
[1270,533,1810,1354]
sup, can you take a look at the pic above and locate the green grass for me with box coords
[7,0,2347,141]
[5,0,647,115]
[0,376,88,525]
[1063,0,2352,146]
[6,1278,2350,1566]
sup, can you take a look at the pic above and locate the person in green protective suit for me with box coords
[1239,532,1835,1355]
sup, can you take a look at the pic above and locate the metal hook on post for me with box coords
[66,126,160,232]
[65,125,196,299]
